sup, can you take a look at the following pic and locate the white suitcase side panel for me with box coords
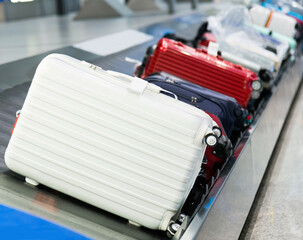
[219,42,275,72]
[250,5,297,38]
[5,54,212,230]
[249,5,268,26]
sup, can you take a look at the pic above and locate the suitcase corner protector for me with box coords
[159,211,175,231]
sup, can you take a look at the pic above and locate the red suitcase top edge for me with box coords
[142,38,258,108]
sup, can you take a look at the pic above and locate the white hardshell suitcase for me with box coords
[198,41,275,73]
[5,54,218,231]
[224,31,286,70]
[249,5,297,38]
[207,6,289,70]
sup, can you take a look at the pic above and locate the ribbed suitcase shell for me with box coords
[249,5,297,38]
[4,54,216,231]
[141,38,258,108]
[197,32,276,73]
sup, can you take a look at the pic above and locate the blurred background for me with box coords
[0,0,213,64]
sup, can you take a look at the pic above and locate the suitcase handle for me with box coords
[106,70,138,83]
[107,70,178,99]
[107,70,149,94]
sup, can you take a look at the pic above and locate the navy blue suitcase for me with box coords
[145,74,250,137]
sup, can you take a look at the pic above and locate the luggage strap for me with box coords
[11,110,21,136]
[265,10,274,28]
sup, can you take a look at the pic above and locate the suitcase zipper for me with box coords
[191,97,198,107]
[167,82,240,123]
[148,79,230,121]
[145,78,252,131]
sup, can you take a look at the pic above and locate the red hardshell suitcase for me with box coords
[204,113,230,183]
[141,38,259,108]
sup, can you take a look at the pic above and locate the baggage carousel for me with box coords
[0,10,302,240]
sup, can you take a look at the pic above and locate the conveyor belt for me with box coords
[0,82,30,171]
[0,10,302,240]
[0,14,204,240]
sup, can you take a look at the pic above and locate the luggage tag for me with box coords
[207,42,219,57]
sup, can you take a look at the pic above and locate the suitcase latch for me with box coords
[81,61,101,70]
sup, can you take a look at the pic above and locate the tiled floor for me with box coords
[1,2,303,239]
[240,81,303,240]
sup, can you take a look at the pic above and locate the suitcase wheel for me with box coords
[251,80,262,91]
[212,126,222,138]
[205,134,218,147]
[177,213,187,223]
[167,222,181,238]
[25,177,39,187]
